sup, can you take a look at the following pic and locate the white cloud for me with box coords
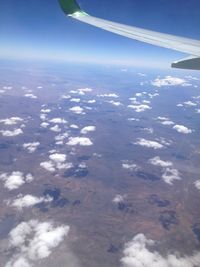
[157,116,169,121]
[49,118,67,124]
[98,93,119,98]
[67,137,93,146]
[77,88,92,95]
[0,128,23,137]
[55,133,69,143]
[70,124,79,129]
[40,161,55,172]
[87,100,96,104]
[151,76,191,87]
[108,100,122,106]
[113,194,125,203]
[6,220,69,267]
[194,180,200,190]
[173,125,192,134]
[40,122,49,128]
[161,120,174,126]
[121,233,200,267]
[8,194,53,210]
[138,73,146,77]
[128,104,151,112]
[23,142,40,153]
[0,117,23,125]
[24,93,37,99]
[40,154,73,172]
[70,98,81,103]
[162,168,181,185]
[61,94,71,99]
[148,93,159,98]
[69,106,85,114]
[41,109,51,113]
[81,126,96,134]
[0,172,33,190]
[49,153,66,163]
[40,114,47,121]
[148,157,173,168]
[134,138,163,149]
[122,161,139,171]
[196,109,200,114]
[50,125,61,132]
[183,101,197,107]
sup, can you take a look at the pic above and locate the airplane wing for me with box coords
[59,0,200,70]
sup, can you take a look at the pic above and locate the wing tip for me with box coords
[172,56,200,70]
[59,0,82,16]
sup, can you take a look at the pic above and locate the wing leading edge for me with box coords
[59,0,200,70]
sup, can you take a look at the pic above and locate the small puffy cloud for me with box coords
[0,128,23,137]
[149,157,173,168]
[40,114,47,121]
[61,94,71,99]
[40,161,55,172]
[0,117,23,125]
[70,98,81,103]
[69,106,85,114]
[128,104,151,112]
[49,153,66,163]
[134,138,163,149]
[121,233,200,267]
[161,120,174,126]
[0,172,33,190]
[162,168,181,185]
[55,133,69,143]
[50,125,61,132]
[70,124,79,129]
[122,161,139,171]
[77,88,92,95]
[24,93,37,99]
[67,137,93,146]
[135,93,143,97]
[108,100,122,106]
[144,128,154,134]
[148,93,159,98]
[98,93,119,98]
[8,194,53,210]
[157,116,169,121]
[138,73,146,77]
[87,99,96,104]
[23,142,40,153]
[196,109,200,114]
[173,125,192,134]
[151,76,191,87]
[148,157,180,185]
[183,101,197,107]
[81,126,96,134]
[40,122,49,128]
[41,109,51,113]
[113,194,125,203]
[40,154,73,172]
[194,180,200,190]
[6,220,69,267]
[49,118,67,124]
[127,118,140,122]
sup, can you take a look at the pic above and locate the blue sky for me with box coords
[0,0,200,68]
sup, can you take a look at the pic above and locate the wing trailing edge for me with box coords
[59,0,200,70]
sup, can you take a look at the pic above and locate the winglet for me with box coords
[59,0,87,16]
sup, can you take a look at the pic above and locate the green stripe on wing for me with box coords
[59,0,84,15]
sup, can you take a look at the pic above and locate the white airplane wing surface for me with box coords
[59,0,200,70]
